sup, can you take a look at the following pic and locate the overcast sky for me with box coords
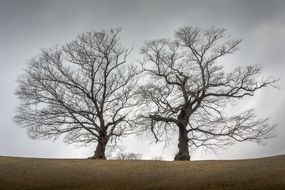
[0,0,284,160]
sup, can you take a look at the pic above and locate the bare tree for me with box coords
[15,29,138,159]
[137,26,277,161]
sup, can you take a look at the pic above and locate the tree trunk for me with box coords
[94,140,107,159]
[174,125,190,161]
[90,136,108,160]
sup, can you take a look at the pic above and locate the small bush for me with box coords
[151,156,164,161]
[116,152,142,160]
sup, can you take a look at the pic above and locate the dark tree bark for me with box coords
[138,26,277,161]
[175,125,190,161]
[93,136,108,159]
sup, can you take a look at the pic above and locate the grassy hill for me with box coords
[0,155,284,190]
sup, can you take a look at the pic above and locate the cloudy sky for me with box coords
[0,0,284,160]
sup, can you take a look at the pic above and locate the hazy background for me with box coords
[0,0,284,160]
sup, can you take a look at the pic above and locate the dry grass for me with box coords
[0,155,284,190]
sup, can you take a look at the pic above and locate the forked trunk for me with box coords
[174,125,190,161]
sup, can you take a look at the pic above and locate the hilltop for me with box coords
[0,155,284,190]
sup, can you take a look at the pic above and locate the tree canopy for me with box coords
[15,26,277,161]
[15,29,138,159]
[137,26,277,160]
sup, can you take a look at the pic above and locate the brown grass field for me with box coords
[0,155,284,190]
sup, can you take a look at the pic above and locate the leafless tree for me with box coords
[137,26,277,161]
[15,29,138,159]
